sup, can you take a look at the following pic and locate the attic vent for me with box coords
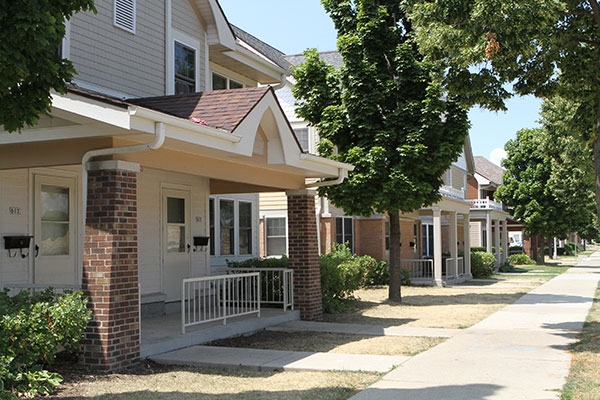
[114,0,136,33]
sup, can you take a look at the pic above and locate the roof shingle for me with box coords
[129,87,271,133]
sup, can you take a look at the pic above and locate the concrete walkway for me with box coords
[350,253,600,400]
[151,252,600,399]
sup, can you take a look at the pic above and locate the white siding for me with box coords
[470,221,483,247]
[0,170,31,286]
[70,0,166,97]
[259,192,287,212]
[137,168,210,296]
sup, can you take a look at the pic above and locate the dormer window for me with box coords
[114,0,136,34]
[212,73,243,90]
[175,42,196,94]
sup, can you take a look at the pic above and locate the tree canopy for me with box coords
[496,96,598,252]
[293,0,470,300]
[406,0,600,222]
[0,0,95,132]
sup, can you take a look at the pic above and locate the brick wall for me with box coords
[354,219,386,260]
[466,175,479,200]
[82,166,140,371]
[287,190,322,321]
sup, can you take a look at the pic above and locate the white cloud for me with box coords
[489,148,507,166]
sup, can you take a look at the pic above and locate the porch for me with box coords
[141,306,299,358]
[401,257,469,286]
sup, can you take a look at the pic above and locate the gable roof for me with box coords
[285,51,344,68]
[474,156,505,185]
[129,87,271,133]
[231,25,292,71]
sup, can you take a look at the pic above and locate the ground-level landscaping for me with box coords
[44,265,569,400]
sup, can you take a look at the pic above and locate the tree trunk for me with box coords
[538,237,546,265]
[388,210,402,302]
[594,109,600,224]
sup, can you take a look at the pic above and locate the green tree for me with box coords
[293,0,469,301]
[407,0,600,222]
[0,0,96,132]
[496,97,598,262]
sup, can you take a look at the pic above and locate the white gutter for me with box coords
[271,73,287,91]
[305,168,348,188]
[79,121,166,281]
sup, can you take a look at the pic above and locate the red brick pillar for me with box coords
[287,189,322,321]
[82,161,140,371]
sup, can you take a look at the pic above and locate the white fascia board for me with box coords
[129,106,241,150]
[474,172,491,186]
[51,91,131,129]
[223,48,287,81]
[206,0,236,50]
[0,123,128,144]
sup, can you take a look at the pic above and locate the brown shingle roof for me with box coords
[474,156,505,185]
[129,87,271,133]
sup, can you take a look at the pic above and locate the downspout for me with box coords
[306,168,348,255]
[270,73,287,91]
[305,168,348,188]
[79,120,166,284]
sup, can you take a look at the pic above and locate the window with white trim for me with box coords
[114,0,136,33]
[422,223,434,257]
[209,197,254,257]
[212,73,243,90]
[175,42,196,94]
[293,128,309,152]
[265,217,287,256]
[335,217,354,252]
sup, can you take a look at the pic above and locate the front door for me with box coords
[162,188,191,302]
[33,175,77,285]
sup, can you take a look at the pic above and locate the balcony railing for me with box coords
[469,198,503,211]
[182,273,260,334]
[440,185,465,200]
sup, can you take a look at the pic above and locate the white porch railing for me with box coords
[228,268,294,311]
[469,198,503,211]
[401,259,434,279]
[182,273,260,334]
[457,257,465,276]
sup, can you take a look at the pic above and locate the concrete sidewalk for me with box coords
[350,253,600,400]
[150,252,600,399]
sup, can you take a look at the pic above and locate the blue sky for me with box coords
[219,0,542,165]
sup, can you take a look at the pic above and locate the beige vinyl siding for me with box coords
[137,168,210,296]
[259,192,287,211]
[470,221,483,247]
[172,0,207,91]
[452,167,466,191]
[70,0,165,97]
[0,169,31,286]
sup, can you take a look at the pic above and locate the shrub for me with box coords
[226,256,289,269]
[362,259,389,286]
[470,251,496,278]
[0,289,91,398]
[508,246,524,255]
[470,246,486,253]
[508,253,535,266]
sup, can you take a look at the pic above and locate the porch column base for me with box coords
[81,163,140,371]
[287,189,322,321]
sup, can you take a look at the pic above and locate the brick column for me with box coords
[82,161,140,371]
[287,189,322,321]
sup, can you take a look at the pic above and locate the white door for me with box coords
[34,175,77,285]
[162,188,191,301]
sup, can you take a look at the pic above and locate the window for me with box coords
[114,0,136,33]
[239,202,252,255]
[336,217,353,252]
[422,223,434,257]
[175,42,196,94]
[209,197,255,257]
[265,217,287,256]
[293,128,309,152]
[212,73,243,90]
